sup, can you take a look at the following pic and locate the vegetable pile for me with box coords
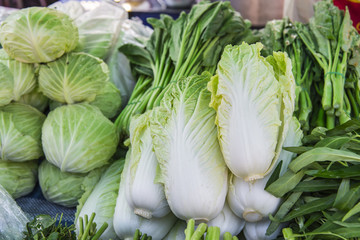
[0,0,359,239]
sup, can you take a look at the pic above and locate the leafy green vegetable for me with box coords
[0,160,38,199]
[115,0,253,140]
[0,49,37,102]
[38,160,105,207]
[150,72,228,223]
[0,103,46,162]
[0,7,78,63]
[208,42,296,181]
[41,103,118,173]
[75,160,124,240]
[266,119,360,238]
[38,52,109,104]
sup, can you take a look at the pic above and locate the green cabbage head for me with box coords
[0,49,37,102]
[38,160,105,207]
[0,160,38,199]
[38,52,109,104]
[0,103,46,162]
[41,103,119,173]
[0,7,78,63]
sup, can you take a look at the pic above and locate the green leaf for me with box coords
[314,136,351,149]
[334,181,360,211]
[265,170,305,198]
[293,179,340,192]
[326,119,360,137]
[288,147,360,172]
[283,146,314,154]
[343,201,360,221]
[266,192,302,235]
[281,194,336,222]
[305,164,360,178]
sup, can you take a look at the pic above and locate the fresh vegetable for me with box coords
[243,219,283,240]
[23,213,107,240]
[0,7,78,63]
[150,72,228,223]
[207,201,245,238]
[0,184,29,240]
[0,103,46,162]
[163,220,187,240]
[115,0,254,140]
[113,153,177,239]
[0,160,38,199]
[41,103,118,173]
[266,120,360,239]
[38,52,110,105]
[124,111,170,219]
[0,62,13,106]
[75,160,124,240]
[17,86,49,113]
[38,160,105,208]
[208,42,296,181]
[0,49,37,102]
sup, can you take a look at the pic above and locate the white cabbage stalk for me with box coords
[207,201,245,239]
[227,174,281,222]
[150,73,228,223]
[125,112,170,219]
[243,218,283,240]
[227,117,303,222]
[75,160,124,240]
[208,42,296,181]
[163,220,187,240]
[113,153,177,239]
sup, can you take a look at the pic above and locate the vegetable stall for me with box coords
[0,0,360,239]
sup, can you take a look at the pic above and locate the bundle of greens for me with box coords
[259,0,360,132]
[114,0,255,141]
[265,119,360,239]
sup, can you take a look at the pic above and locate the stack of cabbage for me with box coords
[0,3,305,240]
[0,5,124,208]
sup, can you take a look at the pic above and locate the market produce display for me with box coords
[0,0,360,239]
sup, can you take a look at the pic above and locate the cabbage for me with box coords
[88,81,121,119]
[0,62,13,107]
[150,72,228,223]
[227,173,281,222]
[38,160,105,207]
[0,49,37,101]
[49,1,85,19]
[75,160,124,240]
[208,42,296,181]
[41,103,119,173]
[0,7,78,63]
[124,111,170,219]
[227,117,304,222]
[17,86,49,113]
[243,218,283,240]
[38,52,109,104]
[113,153,177,239]
[163,220,187,240]
[73,1,127,59]
[0,160,38,199]
[207,201,245,238]
[0,103,46,162]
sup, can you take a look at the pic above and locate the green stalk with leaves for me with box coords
[114,0,254,141]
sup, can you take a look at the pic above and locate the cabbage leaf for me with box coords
[150,72,228,223]
[208,42,295,181]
